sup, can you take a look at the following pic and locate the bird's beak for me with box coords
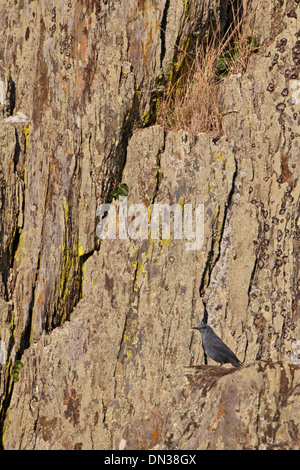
[191,327,198,330]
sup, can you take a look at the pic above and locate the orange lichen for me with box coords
[217,403,226,418]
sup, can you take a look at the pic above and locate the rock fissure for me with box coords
[199,156,238,302]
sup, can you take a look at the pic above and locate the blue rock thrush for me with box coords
[192,324,243,367]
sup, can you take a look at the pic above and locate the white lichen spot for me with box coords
[0,340,6,365]
[290,80,300,105]
[3,111,29,123]
[0,80,5,105]
[291,340,300,365]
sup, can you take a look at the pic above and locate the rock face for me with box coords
[120,362,300,450]
[0,0,299,450]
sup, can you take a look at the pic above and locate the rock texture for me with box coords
[0,0,299,450]
[120,362,300,450]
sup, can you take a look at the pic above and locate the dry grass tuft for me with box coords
[157,42,222,134]
[157,1,257,135]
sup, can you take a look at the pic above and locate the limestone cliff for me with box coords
[0,0,299,450]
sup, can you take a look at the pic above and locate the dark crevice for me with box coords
[17,252,41,359]
[199,157,238,311]
[0,128,27,446]
[247,256,258,306]
[201,300,209,364]
[243,334,249,363]
[102,86,142,203]
[218,0,246,40]
[50,246,96,331]
[160,0,170,67]
[1,212,24,302]
[0,126,25,301]
[199,213,219,299]
[7,77,16,117]
[48,247,94,332]
[13,127,20,172]
[0,304,15,450]
[49,148,84,331]
[50,231,81,331]
[0,375,13,450]
[78,248,95,299]
[212,156,238,269]
[151,129,165,204]
[202,300,209,325]
[1,227,21,302]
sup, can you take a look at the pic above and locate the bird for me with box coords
[192,324,243,367]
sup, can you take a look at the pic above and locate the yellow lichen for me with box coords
[123,320,137,360]
[160,238,171,248]
[206,184,213,197]
[23,123,30,153]
[215,151,227,168]
[178,196,185,211]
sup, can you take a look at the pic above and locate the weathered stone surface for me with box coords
[119,362,300,450]
[0,0,299,450]
[0,0,230,358]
